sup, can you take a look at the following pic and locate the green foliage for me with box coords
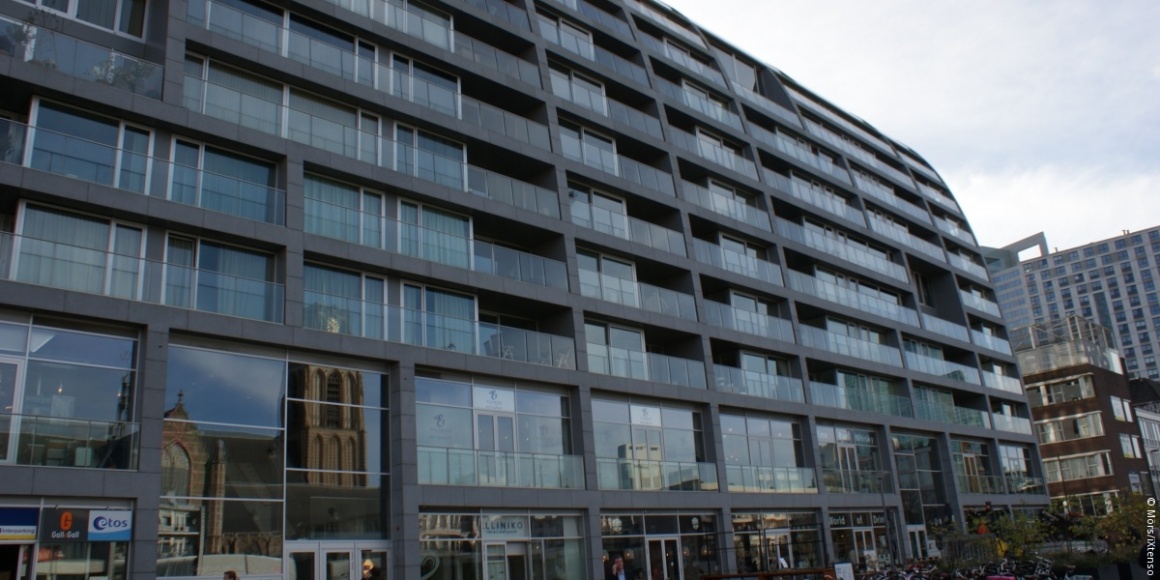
[987,511,1049,558]
[1069,493,1150,563]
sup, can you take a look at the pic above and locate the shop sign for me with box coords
[0,508,38,540]
[829,514,849,528]
[473,387,515,413]
[40,509,87,542]
[88,510,133,541]
[630,405,661,427]
[870,513,886,527]
[481,516,528,539]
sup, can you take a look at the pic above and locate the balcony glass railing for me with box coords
[725,465,817,494]
[785,86,893,153]
[1005,475,1046,495]
[703,302,795,344]
[417,447,583,488]
[799,326,903,367]
[570,200,686,256]
[991,414,1032,435]
[867,215,945,262]
[785,270,919,327]
[809,382,912,418]
[692,239,783,286]
[615,155,676,196]
[184,76,559,218]
[1,413,138,469]
[981,370,1022,394]
[947,253,990,281]
[586,343,706,388]
[681,183,770,231]
[542,26,649,86]
[303,294,576,367]
[917,182,962,215]
[821,470,892,494]
[960,290,1002,317]
[638,35,726,88]
[0,16,162,98]
[549,0,632,37]
[624,0,706,49]
[730,81,802,128]
[804,119,876,166]
[579,271,696,320]
[669,130,758,180]
[712,365,805,403]
[776,218,909,283]
[955,473,1006,495]
[920,314,970,343]
[914,400,990,428]
[473,240,569,289]
[162,262,285,323]
[935,216,977,247]
[785,177,866,226]
[458,0,530,30]
[971,330,1012,355]
[597,458,718,491]
[904,352,981,385]
[859,186,932,229]
[655,78,743,130]
[751,126,851,186]
[901,153,944,184]
[453,32,541,87]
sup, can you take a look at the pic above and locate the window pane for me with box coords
[32,104,120,185]
[165,346,285,427]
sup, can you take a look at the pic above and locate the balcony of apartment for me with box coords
[920,314,970,343]
[187,0,549,149]
[596,457,718,491]
[960,289,1002,317]
[702,300,795,344]
[916,181,963,217]
[183,75,560,217]
[955,473,1007,495]
[546,0,633,38]
[947,251,990,281]
[712,364,804,403]
[914,399,990,429]
[654,76,744,132]
[934,215,977,247]
[970,329,1012,355]
[691,238,783,286]
[585,327,707,388]
[725,465,818,494]
[775,218,909,283]
[559,123,675,196]
[990,412,1032,435]
[569,193,686,256]
[0,412,139,469]
[551,71,663,140]
[901,151,945,186]
[2,119,287,225]
[578,267,696,321]
[637,32,727,89]
[821,469,892,494]
[0,231,285,323]
[1004,474,1046,495]
[748,124,852,187]
[767,171,866,227]
[623,0,706,52]
[0,15,162,98]
[680,181,770,231]
[980,369,1023,395]
[798,324,903,367]
[458,0,531,30]
[853,173,932,227]
[808,380,913,418]
[539,16,649,87]
[784,85,894,155]
[303,294,576,367]
[866,212,946,263]
[904,348,982,386]
[784,268,919,328]
[305,198,567,288]
[417,447,584,488]
[668,127,759,181]
[732,82,803,129]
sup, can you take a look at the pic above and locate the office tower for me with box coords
[0,0,1046,577]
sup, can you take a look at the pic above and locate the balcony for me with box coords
[777,174,866,227]
[615,155,676,196]
[417,447,583,488]
[960,290,1002,317]
[712,365,804,403]
[821,470,892,494]
[692,239,783,286]
[725,465,817,494]
[0,16,162,98]
[548,0,633,38]
[681,182,771,231]
[624,0,706,50]
[904,352,981,385]
[703,302,795,344]
[914,400,989,428]
[586,343,707,388]
[1004,475,1045,495]
[980,370,1022,394]
[971,330,1012,355]
[799,326,903,367]
[669,129,758,180]
[453,32,541,87]
[570,200,686,256]
[541,25,648,86]
[916,182,962,216]
[902,154,944,185]
[164,262,284,323]
[776,218,909,283]
[784,270,919,327]
[947,253,989,281]
[579,271,696,320]
[955,473,1007,495]
[935,216,977,247]
[184,75,560,218]
[597,458,718,491]
[730,81,802,128]
[655,78,743,130]
[749,125,852,186]
[561,89,663,140]
[920,314,970,343]
[458,0,530,30]
[809,381,913,418]
[639,35,726,88]
[854,176,931,227]
[991,414,1032,435]
[785,86,893,154]
[1,413,138,469]
[303,294,576,367]
[866,215,945,263]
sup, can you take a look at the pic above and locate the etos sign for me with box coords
[38,509,132,542]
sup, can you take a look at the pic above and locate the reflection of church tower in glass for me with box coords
[289,365,368,487]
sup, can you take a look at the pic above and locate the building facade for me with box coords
[0,0,1047,578]
[985,226,1160,380]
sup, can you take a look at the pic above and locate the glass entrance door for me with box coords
[853,529,877,570]
[908,527,928,559]
[0,544,34,580]
[286,542,388,580]
[646,538,680,580]
[765,531,792,570]
[0,358,25,463]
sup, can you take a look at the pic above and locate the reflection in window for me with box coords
[31,101,151,192]
[170,140,280,223]
[164,236,280,322]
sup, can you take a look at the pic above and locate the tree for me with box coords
[1069,493,1150,563]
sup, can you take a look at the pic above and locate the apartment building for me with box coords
[0,0,1046,577]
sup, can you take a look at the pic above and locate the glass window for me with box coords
[303,264,386,338]
[171,140,279,223]
[390,55,459,116]
[549,65,607,115]
[399,201,470,268]
[402,283,475,350]
[395,124,464,189]
[303,174,385,247]
[569,183,627,238]
[31,101,151,193]
[164,236,279,322]
[560,121,617,174]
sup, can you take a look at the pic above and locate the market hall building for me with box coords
[0,0,1047,577]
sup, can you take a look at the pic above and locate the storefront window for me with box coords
[731,512,822,572]
[600,513,720,580]
[816,424,883,493]
[419,512,585,580]
[829,512,889,571]
[592,400,712,491]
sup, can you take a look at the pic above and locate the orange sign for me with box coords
[60,512,73,531]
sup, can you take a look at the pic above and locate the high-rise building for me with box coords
[0,0,1046,577]
[985,226,1160,380]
